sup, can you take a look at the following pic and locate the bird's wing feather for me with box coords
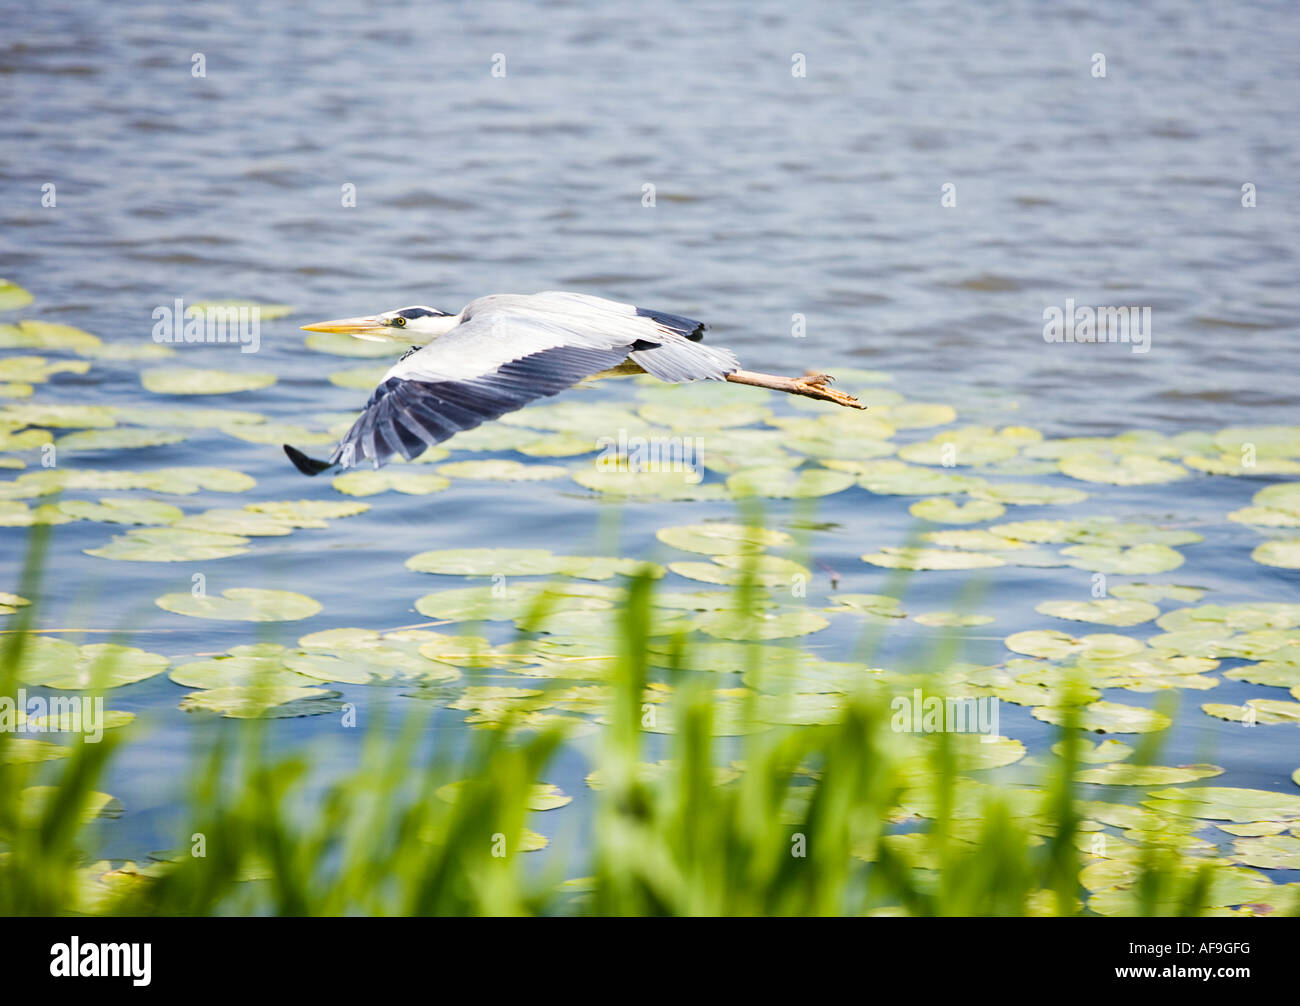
[320,293,739,471]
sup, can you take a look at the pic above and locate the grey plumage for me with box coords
[296,292,739,473]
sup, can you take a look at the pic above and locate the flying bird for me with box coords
[284,291,864,475]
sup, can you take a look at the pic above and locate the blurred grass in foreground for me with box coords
[1,524,1295,917]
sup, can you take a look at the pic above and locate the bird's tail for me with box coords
[283,444,336,476]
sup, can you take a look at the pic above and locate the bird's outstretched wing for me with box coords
[285,293,738,474]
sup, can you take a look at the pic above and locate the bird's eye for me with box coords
[390,316,406,328]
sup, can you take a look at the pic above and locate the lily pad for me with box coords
[862,547,1004,571]
[436,459,567,481]
[85,527,250,561]
[693,608,830,640]
[1075,763,1223,786]
[16,638,169,689]
[1033,700,1171,734]
[1252,539,1300,570]
[726,466,856,499]
[179,685,342,719]
[909,497,1006,524]
[655,522,794,555]
[1061,544,1184,574]
[142,367,276,395]
[332,470,451,496]
[155,588,322,622]
[1035,599,1160,627]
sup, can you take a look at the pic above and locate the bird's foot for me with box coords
[793,372,866,409]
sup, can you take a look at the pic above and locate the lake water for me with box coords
[2,2,1298,882]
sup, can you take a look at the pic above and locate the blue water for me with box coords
[2,1,1298,878]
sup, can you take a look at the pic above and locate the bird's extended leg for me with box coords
[725,369,866,409]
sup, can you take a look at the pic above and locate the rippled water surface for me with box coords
[2,2,1299,873]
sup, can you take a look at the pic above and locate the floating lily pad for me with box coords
[826,593,906,618]
[54,428,187,452]
[55,498,184,525]
[1035,599,1160,627]
[0,279,33,311]
[1053,738,1134,763]
[85,527,250,561]
[415,582,620,621]
[332,470,451,496]
[1110,583,1206,604]
[909,497,1006,524]
[221,422,334,446]
[669,554,810,588]
[180,685,343,719]
[16,638,169,689]
[1252,539,1300,570]
[0,355,89,384]
[655,522,794,555]
[693,608,829,640]
[1060,452,1189,485]
[142,367,276,395]
[1142,786,1300,822]
[1,739,69,764]
[1005,630,1144,661]
[1202,700,1300,726]
[328,365,390,390]
[242,499,370,525]
[0,321,101,352]
[862,547,1004,570]
[1231,834,1300,869]
[571,467,725,501]
[0,591,31,615]
[1076,763,1223,786]
[913,612,994,627]
[436,459,567,481]
[1033,700,1171,734]
[1061,544,1184,574]
[156,588,322,622]
[27,709,135,732]
[726,466,856,499]
[967,482,1088,506]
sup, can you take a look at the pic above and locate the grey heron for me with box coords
[284,291,864,475]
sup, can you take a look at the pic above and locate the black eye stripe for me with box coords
[395,307,445,320]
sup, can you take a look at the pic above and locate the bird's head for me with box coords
[301,305,457,343]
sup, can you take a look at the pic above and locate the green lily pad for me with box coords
[155,588,322,622]
[332,470,451,496]
[1060,452,1189,485]
[909,497,1006,524]
[1005,630,1145,661]
[142,367,276,395]
[173,508,299,537]
[169,650,320,689]
[1076,763,1223,786]
[826,593,906,618]
[0,321,101,352]
[913,612,994,627]
[1035,599,1160,627]
[655,521,794,555]
[55,498,184,525]
[727,466,856,499]
[572,467,725,500]
[0,356,90,384]
[328,365,390,390]
[436,459,567,481]
[0,739,69,764]
[85,526,250,561]
[436,780,571,811]
[414,582,620,621]
[1109,583,1206,604]
[966,482,1088,506]
[16,638,169,689]
[0,279,33,311]
[1202,700,1300,726]
[693,608,829,640]
[406,547,660,580]
[1033,700,1171,734]
[0,591,31,615]
[1230,834,1300,869]
[1142,786,1300,822]
[1252,539,1300,569]
[27,709,135,732]
[1061,544,1184,574]
[668,554,810,588]
[179,685,343,719]
[1052,738,1134,763]
[862,547,1005,570]
[242,499,370,525]
[54,428,188,452]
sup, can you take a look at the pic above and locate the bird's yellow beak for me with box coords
[301,315,407,342]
